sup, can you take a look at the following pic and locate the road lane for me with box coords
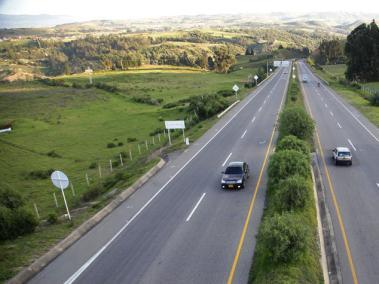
[299,61,379,284]
[30,66,290,284]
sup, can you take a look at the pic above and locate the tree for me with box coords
[268,150,310,185]
[258,213,309,263]
[345,20,379,82]
[274,175,311,212]
[213,46,236,73]
[279,107,314,141]
[277,135,310,156]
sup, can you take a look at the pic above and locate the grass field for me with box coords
[0,56,266,281]
[311,64,379,127]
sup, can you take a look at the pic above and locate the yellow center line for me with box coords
[227,70,287,284]
[301,63,359,284]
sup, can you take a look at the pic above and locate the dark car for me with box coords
[221,161,249,189]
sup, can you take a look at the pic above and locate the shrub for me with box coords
[28,169,54,180]
[258,213,309,263]
[47,150,62,158]
[368,92,379,106]
[162,102,180,109]
[0,187,24,209]
[268,150,310,185]
[88,162,97,169]
[131,95,163,105]
[72,82,84,89]
[277,135,310,156]
[0,206,38,241]
[127,137,137,143]
[274,175,311,212]
[93,82,119,93]
[149,127,164,136]
[118,142,124,146]
[217,89,235,97]
[81,183,106,202]
[187,94,229,120]
[279,107,314,140]
[107,142,116,148]
[47,213,59,224]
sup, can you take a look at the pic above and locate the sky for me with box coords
[0,0,378,19]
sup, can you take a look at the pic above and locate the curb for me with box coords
[8,158,166,284]
[217,100,240,118]
[310,159,329,284]
[311,153,342,284]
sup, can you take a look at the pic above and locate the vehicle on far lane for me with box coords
[332,147,353,166]
[302,75,308,83]
[221,161,249,189]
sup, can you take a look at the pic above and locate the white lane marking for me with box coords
[337,122,342,129]
[251,116,256,123]
[222,152,233,166]
[263,99,267,104]
[348,139,357,151]
[64,69,285,284]
[241,129,247,139]
[321,97,324,101]
[185,193,206,222]
[330,111,334,116]
[377,183,379,188]
[303,63,379,143]
[258,106,263,112]
[325,103,328,108]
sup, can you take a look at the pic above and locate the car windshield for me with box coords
[225,166,243,174]
[338,152,351,157]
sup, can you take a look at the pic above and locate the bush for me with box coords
[217,89,235,97]
[107,142,116,148]
[127,137,137,143]
[0,206,38,241]
[277,135,310,156]
[368,92,379,106]
[47,150,62,158]
[118,142,124,146]
[47,213,59,224]
[187,94,229,120]
[258,213,309,263]
[149,127,164,136]
[131,95,163,105]
[0,187,24,209]
[28,169,54,180]
[93,82,119,93]
[268,150,310,185]
[81,183,106,202]
[88,162,97,169]
[279,107,314,140]
[274,175,311,212]
[162,102,180,109]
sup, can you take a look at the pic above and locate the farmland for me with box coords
[0,55,266,280]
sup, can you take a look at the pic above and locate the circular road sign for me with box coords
[51,170,69,190]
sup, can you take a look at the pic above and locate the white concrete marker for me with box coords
[241,129,247,139]
[348,139,357,151]
[222,152,233,167]
[186,193,206,222]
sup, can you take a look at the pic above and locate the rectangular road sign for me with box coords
[165,120,185,129]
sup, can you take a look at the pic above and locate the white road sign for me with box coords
[232,84,239,92]
[51,171,69,190]
[165,120,185,130]
[254,75,259,80]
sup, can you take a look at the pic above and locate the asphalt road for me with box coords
[298,61,379,284]
[29,66,290,284]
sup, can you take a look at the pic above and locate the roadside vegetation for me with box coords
[308,20,379,127]
[249,62,323,283]
[0,55,270,281]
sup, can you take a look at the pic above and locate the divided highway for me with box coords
[30,66,291,284]
[298,61,379,284]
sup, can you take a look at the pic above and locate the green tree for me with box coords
[258,213,309,263]
[274,175,311,212]
[277,135,310,156]
[268,150,310,185]
[279,107,314,141]
[213,46,236,73]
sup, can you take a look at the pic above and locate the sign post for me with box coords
[232,84,239,100]
[165,120,186,145]
[254,75,259,86]
[51,170,71,221]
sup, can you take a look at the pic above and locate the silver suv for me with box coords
[332,147,352,166]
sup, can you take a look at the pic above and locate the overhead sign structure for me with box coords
[274,60,290,67]
[165,120,186,145]
[51,170,71,220]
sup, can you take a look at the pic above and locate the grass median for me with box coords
[249,62,323,283]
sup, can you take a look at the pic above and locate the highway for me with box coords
[29,66,291,284]
[298,61,379,284]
